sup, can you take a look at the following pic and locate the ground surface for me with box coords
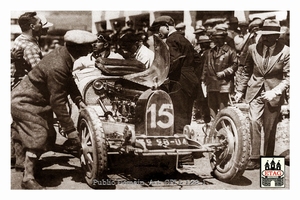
[11,118,290,190]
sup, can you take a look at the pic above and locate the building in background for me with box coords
[11,10,289,46]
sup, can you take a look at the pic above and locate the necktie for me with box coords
[263,47,270,70]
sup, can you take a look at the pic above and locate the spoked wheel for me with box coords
[208,107,250,182]
[78,107,107,188]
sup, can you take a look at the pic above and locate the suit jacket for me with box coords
[11,46,82,134]
[236,41,290,107]
[202,44,238,93]
[166,31,199,97]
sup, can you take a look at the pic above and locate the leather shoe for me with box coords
[63,138,81,151]
[246,160,260,170]
[21,179,45,189]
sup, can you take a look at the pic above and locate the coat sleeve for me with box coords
[236,46,254,93]
[272,47,290,95]
[222,48,238,76]
[47,66,77,133]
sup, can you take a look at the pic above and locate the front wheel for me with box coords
[208,107,250,182]
[78,107,107,188]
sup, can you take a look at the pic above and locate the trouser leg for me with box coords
[249,97,264,159]
[21,150,45,189]
[263,102,281,156]
[23,151,37,182]
[11,121,25,170]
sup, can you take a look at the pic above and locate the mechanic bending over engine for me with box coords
[11,30,97,189]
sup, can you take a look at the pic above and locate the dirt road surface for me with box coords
[11,119,290,190]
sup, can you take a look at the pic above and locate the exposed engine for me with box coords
[92,78,147,123]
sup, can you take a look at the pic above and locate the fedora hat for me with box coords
[257,19,284,35]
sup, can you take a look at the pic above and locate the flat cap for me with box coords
[238,21,249,27]
[150,15,175,31]
[197,35,211,44]
[39,15,53,28]
[228,17,238,24]
[64,30,97,44]
[212,24,228,37]
[248,18,263,32]
[175,22,186,29]
[193,26,206,34]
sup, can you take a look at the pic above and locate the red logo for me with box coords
[262,170,284,177]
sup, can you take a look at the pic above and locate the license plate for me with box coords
[137,136,189,149]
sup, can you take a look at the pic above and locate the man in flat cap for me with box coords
[175,22,186,36]
[11,30,97,189]
[235,19,290,169]
[202,24,238,118]
[150,15,199,137]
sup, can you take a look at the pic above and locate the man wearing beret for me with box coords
[202,24,238,118]
[11,30,97,189]
[235,19,290,169]
[150,15,199,136]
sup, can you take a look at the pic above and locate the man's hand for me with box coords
[234,91,243,103]
[216,71,225,79]
[261,90,277,101]
[11,48,23,61]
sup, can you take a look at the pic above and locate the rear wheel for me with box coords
[208,107,250,182]
[78,107,107,188]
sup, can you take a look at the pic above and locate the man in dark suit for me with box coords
[11,30,97,189]
[150,16,199,135]
[235,19,290,169]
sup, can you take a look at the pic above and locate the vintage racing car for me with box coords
[68,35,251,188]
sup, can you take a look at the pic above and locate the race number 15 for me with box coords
[146,103,174,129]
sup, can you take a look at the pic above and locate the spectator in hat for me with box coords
[202,24,238,118]
[234,18,263,99]
[213,23,236,52]
[227,16,240,39]
[11,30,97,189]
[235,19,290,169]
[175,22,186,36]
[117,32,154,68]
[39,15,53,36]
[234,21,250,52]
[150,15,199,135]
[192,26,207,51]
[194,35,212,124]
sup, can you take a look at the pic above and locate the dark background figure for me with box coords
[235,19,290,170]
[194,35,212,124]
[11,30,97,189]
[202,24,238,118]
[150,15,199,135]
[227,16,240,39]
[117,32,154,68]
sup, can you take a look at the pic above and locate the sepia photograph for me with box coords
[5,0,296,196]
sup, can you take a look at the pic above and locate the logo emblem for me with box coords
[260,156,285,188]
